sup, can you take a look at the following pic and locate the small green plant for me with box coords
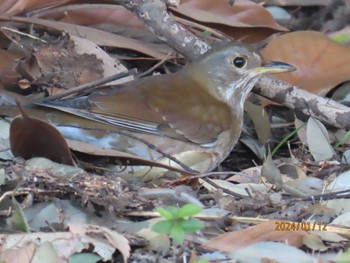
[331,33,350,44]
[271,123,306,156]
[152,204,204,244]
[334,129,350,149]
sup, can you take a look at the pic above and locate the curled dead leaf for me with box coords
[10,102,74,165]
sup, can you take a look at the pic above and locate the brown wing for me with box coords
[82,72,232,144]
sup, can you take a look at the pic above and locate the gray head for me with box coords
[189,43,294,106]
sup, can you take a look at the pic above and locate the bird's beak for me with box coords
[252,61,296,74]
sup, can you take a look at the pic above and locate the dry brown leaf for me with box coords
[69,224,130,263]
[45,4,145,30]
[1,0,74,15]
[261,31,350,95]
[171,0,287,42]
[2,242,36,263]
[10,105,75,165]
[16,33,132,91]
[0,224,130,262]
[0,15,168,59]
[278,164,306,179]
[227,166,261,184]
[203,220,307,252]
[2,3,165,50]
[177,0,285,29]
[0,48,21,86]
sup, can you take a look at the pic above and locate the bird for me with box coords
[3,42,295,175]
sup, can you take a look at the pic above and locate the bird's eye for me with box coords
[232,56,247,68]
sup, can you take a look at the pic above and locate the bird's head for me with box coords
[191,43,295,106]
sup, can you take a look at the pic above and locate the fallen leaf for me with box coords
[203,220,307,252]
[0,15,168,59]
[10,104,74,165]
[1,0,73,15]
[172,0,287,42]
[306,117,335,161]
[261,153,283,189]
[261,31,350,95]
[244,100,271,144]
[231,241,313,262]
[0,224,130,262]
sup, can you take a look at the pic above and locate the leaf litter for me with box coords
[1,0,350,262]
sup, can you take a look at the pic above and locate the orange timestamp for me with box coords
[275,221,328,231]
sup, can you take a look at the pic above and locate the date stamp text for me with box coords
[275,221,327,231]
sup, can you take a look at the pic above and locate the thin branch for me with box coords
[41,69,137,101]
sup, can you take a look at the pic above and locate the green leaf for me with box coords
[178,204,202,218]
[170,224,185,244]
[180,218,204,232]
[168,206,179,218]
[156,207,174,220]
[152,220,173,234]
[9,196,30,232]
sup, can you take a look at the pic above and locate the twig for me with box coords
[201,177,249,199]
[173,16,227,39]
[41,69,137,102]
[138,51,173,78]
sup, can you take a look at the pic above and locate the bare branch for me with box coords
[114,0,210,59]
[255,76,350,130]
